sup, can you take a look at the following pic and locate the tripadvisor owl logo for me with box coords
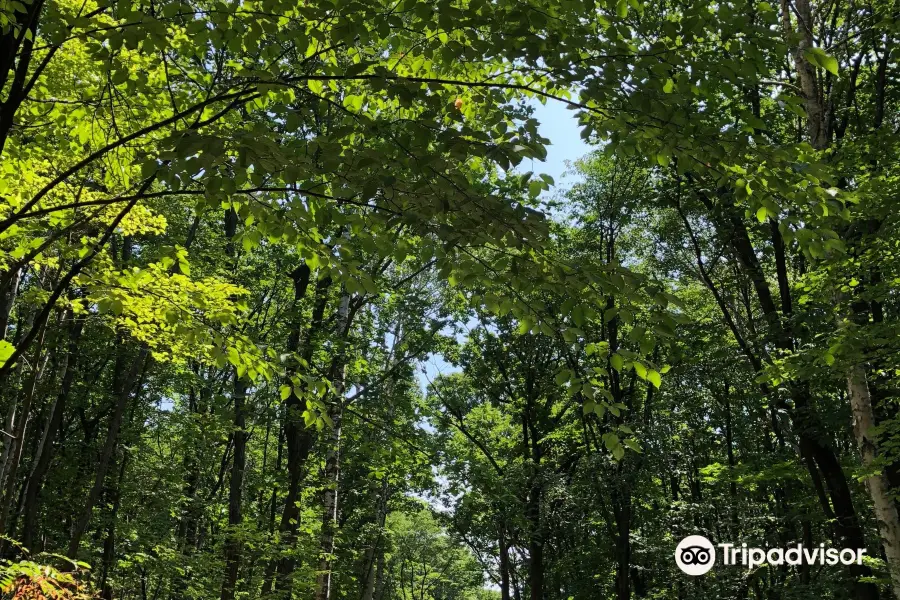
[675,535,716,575]
[674,535,868,576]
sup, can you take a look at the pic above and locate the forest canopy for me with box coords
[0,0,898,598]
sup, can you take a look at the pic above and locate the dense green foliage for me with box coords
[0,0,898,598]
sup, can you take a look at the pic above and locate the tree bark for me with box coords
[373,544,386,600]
[67,346,149,558]
[613,483,632,600]
[719,207,878,600]
[849,365,900,599]
[780,0,825,148]
[0,268,21,341]
[0,320,47,539]
[220,375,248,600]
[20,313,83,549]
[314,291,351,600]
[360,478,390,600]
[499,528,511,600]
[100,450,129,600]
[267,269,327,598]
[526,423,543,600]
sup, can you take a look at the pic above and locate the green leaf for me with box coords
[517,318,534,335]
[610,354,624,372]
[803,47,839,75]
[0,340,15,368]
[633,361,647,380]
[227,347,241,367]
[647,370,661,388]
[603,433,620,451]
[308,79,325,95]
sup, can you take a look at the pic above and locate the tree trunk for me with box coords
[0,267,21,341]
[526,446,543,600]
[361,479,390,600]
[68,346,149,558]
[720,208,878,600]
[314,399,343,600]
[220,375,248,600]
[20,314,83,549]
[267,268,325,598]
[373,545,386,600]
[0,320,47,539]
[528,530,543,600]
[100,450,129,600]
[849,365,900,599]
[780,0,825,148]
[499,528,511,600]
[613,484,632,600]
[314,292,351,600]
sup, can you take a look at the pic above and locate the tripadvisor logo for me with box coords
[675,535,867,576]
[675,535,716,575]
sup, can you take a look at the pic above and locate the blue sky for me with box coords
[526,97,591,189]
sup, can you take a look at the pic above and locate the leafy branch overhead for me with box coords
[0,0,897,598]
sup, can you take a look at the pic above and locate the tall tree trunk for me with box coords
[267,268,325,598]
[780,0,825,148]
[613,482,632,600]
[100,449,128,600]
[314,291,351,600]
[798,422,878,600]
[220,375,248,600]
[361,330,400,600]
[526,425,543,600]
[722,384,739,530]
[720,208,878,600]
[499,528,511,600]
[219,204,247,600]
[373,544,386,600]
[0,320,47,539]
[527,522,543,600]
[171,369,212,600]
[20,313,83,549]
[849,365,900,599]
[68,346,149,558]
[840,19,899,595]
[361,479,390,600]
[782,1,884,590]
